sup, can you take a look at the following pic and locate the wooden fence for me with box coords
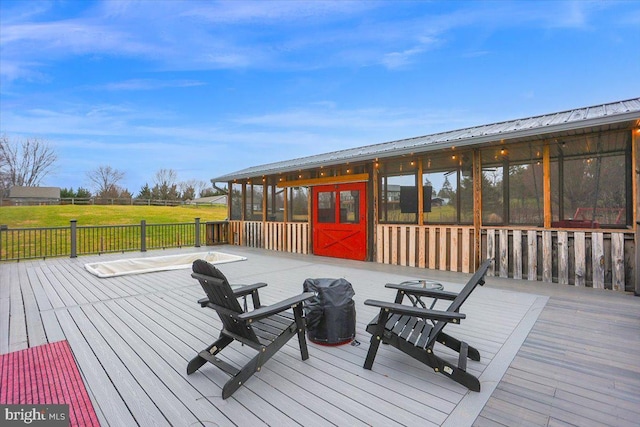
[484,228,634,291]
[375,225,475,273]
[223,221,636,292]
[375,224,635,292]
[229,221,309,254]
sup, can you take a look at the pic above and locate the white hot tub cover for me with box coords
[84,251,246,278]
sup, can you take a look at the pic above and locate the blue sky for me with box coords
[1,0,639,195]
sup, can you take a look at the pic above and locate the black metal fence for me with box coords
[0,219,229,261]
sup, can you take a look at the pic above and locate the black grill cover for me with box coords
[303,278,356,345]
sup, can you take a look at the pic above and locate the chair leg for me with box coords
[438,332,480,361]
[222,352,262,399]
[425,350,481,392]
[396,338,481,392]
[187,335,233,375]
[221,326,295,399]
[293,305,309,360]
[364,310,389,370]
[441,360,480,392]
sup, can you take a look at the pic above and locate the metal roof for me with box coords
[212,97,640,182]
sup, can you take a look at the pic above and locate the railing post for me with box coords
[0,225,6,261]
[141,220,147,252]
[70,219,77,258]
[195,218,201,248]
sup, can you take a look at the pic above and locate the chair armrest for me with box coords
[364,299,466,322]
[238,292,315,322]
[384,283,459,300]
[232,282,268,297]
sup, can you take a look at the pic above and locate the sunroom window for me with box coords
[422,152,473,224]
[230,183,243,220]
[551,130,631,228]
[378,160,418,224]
[481,143,544,226]
[245,183,263,221]
[287,187,309,222]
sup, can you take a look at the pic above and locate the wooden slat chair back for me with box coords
[187,259,314,399]
[363,259,492,392]
[191,260,259,343]
[423,259,491,350]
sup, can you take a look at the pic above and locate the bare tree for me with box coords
[194,180,209,198]
[154,168,178,188]
[0,135,58,190]
[152,168,179,200]
[86,165,126,197]
[179,179,208,200]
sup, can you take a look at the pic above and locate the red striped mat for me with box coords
[0,340,99,426]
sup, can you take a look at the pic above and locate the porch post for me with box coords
[417,159,424,226]
[262,179,267,249]
[307,184,313,254]
[372,161,380,262]
[633,127,639,295]
[283,186,289,251]
[262,180,267,222]
[472,149,482,269]
[227,182,232,221]
[241,182,247,221]
[543,142,552,228]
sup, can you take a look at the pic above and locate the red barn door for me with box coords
[312,183,367,261]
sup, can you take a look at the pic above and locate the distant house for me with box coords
[189,195,227,206]
[7,186,61,205]
[431,197,445,207]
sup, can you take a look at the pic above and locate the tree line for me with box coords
[1,135,223,201]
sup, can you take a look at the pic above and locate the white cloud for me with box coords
[381,46,427,69]
[180,1,376,24]
[99,79,206,91]
[233,105,471,136]
[2,0,623,83]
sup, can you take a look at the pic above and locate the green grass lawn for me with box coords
[0,204,228,228]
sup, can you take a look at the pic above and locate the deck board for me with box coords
[2,246,639,426]
[20,268,47,348]
[9,263,27,352]
[55,309,138,427]
[474,280,640,427]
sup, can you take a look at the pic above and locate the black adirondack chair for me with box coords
[187,259,314,399]
[363,259,492,392]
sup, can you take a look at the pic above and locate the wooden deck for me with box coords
[1,247,639,426]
